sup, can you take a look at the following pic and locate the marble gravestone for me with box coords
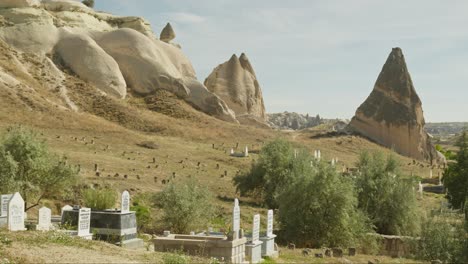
[37,206,52,231]
[7,192,26,231]
[260,209,278,258]
[77,207,92,239]
[121,190,130,213]
[246,214,263,263]
[232,198,241,239]
[1,194,12,217]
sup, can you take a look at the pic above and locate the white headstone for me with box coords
[1,194,12,217]
[267,210,274,237]
[294,149,298,159]
[314,150,318,159]
[61,205,73,217]
[7,192,25,231]
[318,150,321,160]
[37,206,52,231]
[77,207,91,237]
[429,169,433,179]
[244,146,249,157]
[331,158,336,166]
[230,148,234,155]
[252,214,260,242]
[418,181,423,197]
[232,199,240,235]
[121,190,130,213]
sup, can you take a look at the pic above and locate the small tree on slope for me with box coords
[0,126,78,211]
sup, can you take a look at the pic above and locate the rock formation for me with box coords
[349,47,440,162]
[0,0,237,123]
[267,112,323,130]
[205,53,268,127]
[160,23,175,43]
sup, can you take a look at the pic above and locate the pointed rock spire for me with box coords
[349,48,440,162]
[160,23,175,43]
[205,53,268,127]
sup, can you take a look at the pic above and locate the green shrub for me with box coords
[83,188,116,210]
[131,201,151,232]
[444,131,468,209]
[356,151,420,236]
[162,252,189,264]
[417,211,466,263]
[0,126,78,211]
[154,180,214,234]
[277,161,371,247]
[233,139,311,208]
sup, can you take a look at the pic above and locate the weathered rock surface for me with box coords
[0,2,237,122]
[268,112,323,130]
[205,53,267,127]
[160,23,175,43]
[349,47,440,162]
[55,32,127,98]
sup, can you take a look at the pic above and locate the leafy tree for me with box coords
[356,151,420,236]
[233,139,311,208]
[277,161,371,247]
[0,126,78,211]
[444,131,468,209]
[417,211,466,263]
[82,0,95,8]
[154,180,214,234]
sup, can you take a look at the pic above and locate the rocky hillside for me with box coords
[0,0,241,123]
[205,53,268,127]
[349,48,443,163]
[267,112,323,130]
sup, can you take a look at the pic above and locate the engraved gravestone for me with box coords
[267,210,273,237]
[77,207,91,237]
[252,214,260,242]
[7,192,25,231]
[37,206,51,231]
[121,190,130,213]
[1,194,12,217]
[232,198,240,237]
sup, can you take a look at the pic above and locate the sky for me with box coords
[95,0,468,122]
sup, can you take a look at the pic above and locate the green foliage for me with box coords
[131,200,152,232]
[356,151,420,236]
[417,211,466,263]
[277,161,371,247]
[81,0,95,8]
[233,139,310,208]
[0,126,78,210]
[83,188,116,210]
[162,252,189,264]
[436,144,457,160]
[154,180,214,234]
[444,131,468,209]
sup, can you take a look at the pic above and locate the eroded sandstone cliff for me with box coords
[349,47,441,163]
[205,53,268,127]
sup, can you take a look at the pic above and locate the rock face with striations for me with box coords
[0,0,237,123]
[205,53,268,127]
[349,47,440,162]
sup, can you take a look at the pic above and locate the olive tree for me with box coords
[356,151,420,236]
[233,139,312,208]
[154,180,215,234]
[0,126,78,211]
[277,161,371,247]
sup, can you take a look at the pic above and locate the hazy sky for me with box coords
[95,0,468,122]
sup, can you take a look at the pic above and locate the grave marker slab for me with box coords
[267,210,273,237]
[121,190,130,213]
[233,199,240,237]
[77,207,92,239]
[1,194,12,217]
[7,192,25,231]
[252,214,260,242]
[37,206,52,231]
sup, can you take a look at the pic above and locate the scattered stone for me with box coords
[288,243,296,250]
[137,141,159,149]
[348,247,356,256]
[315,253,324,258]
[325,249,332,257]
[332,248,343,258]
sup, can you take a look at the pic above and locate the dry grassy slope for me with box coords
[0,40,443,228]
